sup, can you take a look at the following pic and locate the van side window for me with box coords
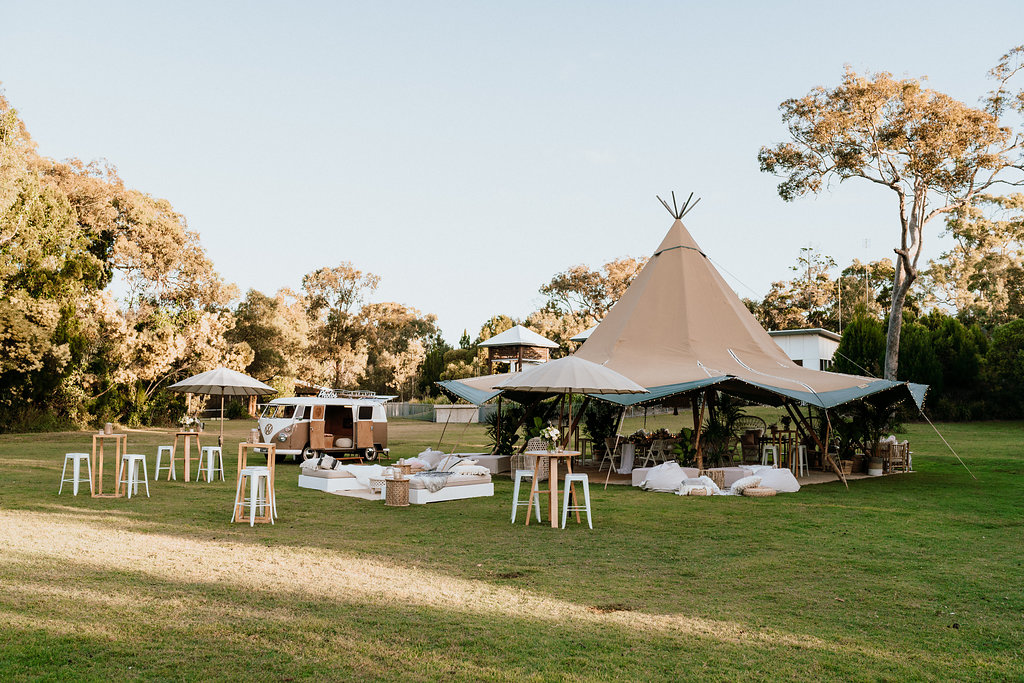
[293,406,305,420]
[278,405,295,420]
[358,406,373,420]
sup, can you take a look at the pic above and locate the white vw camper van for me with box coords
[257,391,394,461]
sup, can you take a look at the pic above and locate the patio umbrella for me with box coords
[495,356,647,447]
[167,367,277,446]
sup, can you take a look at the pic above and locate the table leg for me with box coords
[184,437,191,483]
[115,436,126,497]
[549,456,559,528]
[97,440,105,495]
[91,436,99,498]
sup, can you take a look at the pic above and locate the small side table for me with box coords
[384,477,410,507]
[91,433,127,498]
[171,432,203,482]
[234,443,277,523]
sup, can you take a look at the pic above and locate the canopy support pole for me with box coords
[693,391,708,471]
[493,396,502,455]
[604,407,627,489]
[563,395,590,451]
[787,402,846,488]
[219,394,224,448]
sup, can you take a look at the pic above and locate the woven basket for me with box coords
[742,486,777,498]
[688,488,710,496]
[384,478,410,507]
[510,453,549,481]
[699,469,724,489]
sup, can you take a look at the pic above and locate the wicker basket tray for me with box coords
[688,487,710,496]
[742,486,777,498]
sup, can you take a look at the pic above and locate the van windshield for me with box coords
[261,404,296,420]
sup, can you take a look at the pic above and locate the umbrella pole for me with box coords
[220,394,224,448]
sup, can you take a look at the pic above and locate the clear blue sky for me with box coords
[2,1,1021,341]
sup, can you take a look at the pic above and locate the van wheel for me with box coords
[301,447,317,461]
[364,447,377,461]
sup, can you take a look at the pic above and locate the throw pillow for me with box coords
[731,475,762,494]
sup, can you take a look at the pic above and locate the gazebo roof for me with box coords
[478,325,559,349]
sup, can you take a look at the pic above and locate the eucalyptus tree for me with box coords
[759,47,1024,379]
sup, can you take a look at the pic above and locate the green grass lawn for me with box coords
[0,417,1021,681]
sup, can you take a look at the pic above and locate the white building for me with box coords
[767,328,841,371]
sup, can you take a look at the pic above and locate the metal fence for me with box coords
[385,403,499,423]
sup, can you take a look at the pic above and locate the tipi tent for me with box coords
[439,217,925,412]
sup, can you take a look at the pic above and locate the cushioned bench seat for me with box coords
[401,473,494,504]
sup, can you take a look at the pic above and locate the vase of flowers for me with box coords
[179,416,203,433]
[540,425,561,452]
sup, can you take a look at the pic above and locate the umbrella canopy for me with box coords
[495,356,647,395]
[168,367,276,397]
[168,367,276,445]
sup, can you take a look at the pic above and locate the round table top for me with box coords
[525,450,580,457]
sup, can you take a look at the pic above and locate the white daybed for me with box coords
[396,472,494,505]
[298,468,366,493]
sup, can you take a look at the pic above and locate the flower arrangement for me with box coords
[540,425,561,450]
[627,428,650,444]
[179,416,204,432]
[651,427,672,440]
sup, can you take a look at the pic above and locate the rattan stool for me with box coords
[384,477,409,507]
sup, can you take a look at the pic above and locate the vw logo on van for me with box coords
[264,424,273,435]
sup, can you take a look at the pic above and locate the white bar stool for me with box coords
[155,446,175,480]
[197,446,224,482]
[796,445,808,477]
[118,453,150,499]
[59,452,93,496]
[562,473,592,529]
[510,469,541,524]
[232,466,276,526]
[761,444,778,467]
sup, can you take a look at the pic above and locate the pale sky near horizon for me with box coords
[2,1,1021,342]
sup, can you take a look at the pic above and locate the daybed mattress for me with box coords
[408,473,492,489]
